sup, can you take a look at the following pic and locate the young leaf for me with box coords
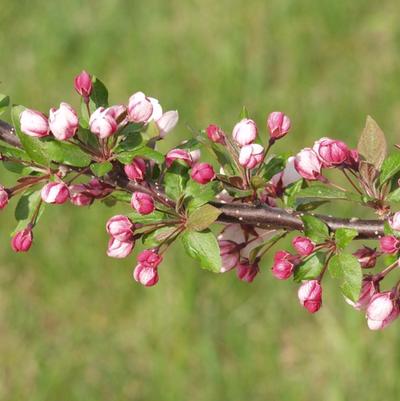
[357,116,387,170]
[11,105,50,166]
[379,153,400,185]
[0,94,10,116]
[90,161,113,177]
[328,254,362,302]
[184,180,222,211]
[182,229,221,272]
[13,190,45,234]
[117,147,164,165]
[44,140,91,167]
[239,106,249,119]
[387,187,400,202]
[335,228,358,251]
[142,226,176,247]
[294,252,325,282]
[164,163,189,201]
[301,215,330,242]
[90,76,109,108]
[186,204,221,231]
[128,210,169,225]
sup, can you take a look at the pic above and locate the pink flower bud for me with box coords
[0,186,9,209]
[74,70,92,98]
[190,162,215,184]
[107,104,128,127]
[389,211,400,231]
[157,110,179,138]
[345,278,377,310]
[128,92,153,124]
[313,137,349,167]
[294,148,322,180]
[237,261,259,283]
[232,118,258,146]
[137,249,163,268]
[69,184,93,206]
[89,107,118,139]
[49,102,79,140]
[41,182,69,204]
[379,235,400,254]
[219,240,240,273]
[166,149,193,168]
[298,280,322,313]
[131,192,155,215]
[353,246,377,269]
[267,111,291,140]
[366,292,400,330]
[239,144,264,169]
[133,264,159,287]
[292,236,315,256]
[271,250,295,280]
[20,109,49,137]
[189,149,201,164]
[206,124,225,144]
[345,149,359,170]
[85,178,113,199]
[124,158,146,181]
[11,227,33,252]
[106,215,134,242]
[107,237,134,258]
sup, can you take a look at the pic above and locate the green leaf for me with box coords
[328,254,362,302]
[13,190,45,234]
[12,105,50,166]
[128,210,168,225]
[0,94,10,116]
[117,147,164,165]
[80,99,90,129]
[301,215,329,242]
[259,156,286,181]
[114,130,143,152]
[239,106,249,119]
[90,161,113,177]
[379,153,400,185]
[2,161,33,175]
[164,163,189,200]
[182,229,221,272]
[186,204,221,231]
[144,120,160,138]
[388,187,400,202]
[44,140,91,167]
[335,228,358,251]
[0,144,30,161]
[357,115,387,170]
[106,191,132,203]
[184,180,222,211]
[90,76,109,108]
[77,127,98,149]
[142,226,176,247]
[294,252,325,282]
[297,184,347,199]
[295,199,329,212]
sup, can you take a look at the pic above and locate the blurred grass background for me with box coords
[1,0,400,400]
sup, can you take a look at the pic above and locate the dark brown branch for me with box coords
[0,119,385,239]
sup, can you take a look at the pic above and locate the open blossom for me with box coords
[11,228,33,252]
[20,109,49,137]
[346,278,377,310]
[206,124,225,144]
[232,118,257,146]
[294,148,322,180]
[131,192,155,215]
[0,186,9,209]
[353,246,377,269]
[239,144,264,169]
[41,182,69,204]
[237,261,259,283]
[124,158,146,181]
[292,236,315,256]
[74,70,92,98]
[267,111,291,140]
[107,237,134,258]
[89,107,118,138]
[219,240,240,273]
[166,149,193,168]
[271,250,295,280]
[128,91,153,124]
[106,215,134,241]
[313,137,349,167]
[298,280,322,313]
[133,264,159,286]
[49,102,79,140]
[107,104,128,128]
[190,163,215,184]
[389,212,400,231]
[379,235,400,254]
[366,292,400,330]
[69,184,93,206]
[157,110,179,138]
[137,249,163,268]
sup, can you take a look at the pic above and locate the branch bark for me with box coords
[0,119,385,239]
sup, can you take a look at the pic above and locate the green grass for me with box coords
[1,1,400,400]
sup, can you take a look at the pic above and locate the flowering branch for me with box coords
[1,72,400,331]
